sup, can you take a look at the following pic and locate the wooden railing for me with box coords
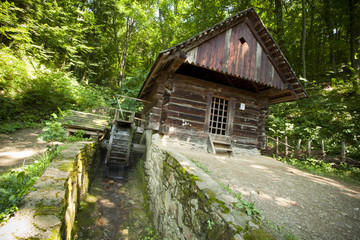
[267,136,348,162]
[115,109,135,123]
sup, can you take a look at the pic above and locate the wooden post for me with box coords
[321,140,326,159]
[285,136,288,156]
[276,137,279,155]
[296,139,302,155]
[341,141,346,162]
[307,140,311,156]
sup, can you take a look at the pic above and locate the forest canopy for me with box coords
[0,0,359,158]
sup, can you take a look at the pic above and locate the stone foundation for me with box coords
[0,141,97,240]
[144,131,272,239]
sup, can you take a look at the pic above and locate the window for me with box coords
[209,97,229,135]
[239,37,246,44]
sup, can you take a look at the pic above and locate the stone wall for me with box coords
[144,131,272,240]
[0,141,97,240]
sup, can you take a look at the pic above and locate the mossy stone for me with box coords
[58,162,75,172]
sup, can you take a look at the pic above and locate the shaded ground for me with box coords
[164,143,360,240]
[0,128,49,173]
[72,163,154,240]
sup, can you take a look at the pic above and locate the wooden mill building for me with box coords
[138,8,307,153]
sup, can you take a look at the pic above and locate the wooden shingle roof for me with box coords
[138,8,307,104]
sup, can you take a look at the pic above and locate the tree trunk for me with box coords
[159,8,166,50]
[349,0,359,90]
[118,17,135,88]
[301,0,307,80]
[323,2,337,83]
[274,0,286,55]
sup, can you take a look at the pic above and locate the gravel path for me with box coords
[173,145,360,240]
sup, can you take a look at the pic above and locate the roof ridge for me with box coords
[160,7,256,54]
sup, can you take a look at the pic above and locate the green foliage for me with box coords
[276,155,360,184]
[40,121,67,142]
[0,48,115,133]
[0,47,30,97]
[0,145,61,223]
[39,111,91,142]
[0,0,118,132]
[141,227,159,240]
[67,130,91,142]
[219,182,262,221]
[189,158,212,174]
[38,112,67,142]
[267,83,360,159]
[207,219,215,230]
[20,71,77,118]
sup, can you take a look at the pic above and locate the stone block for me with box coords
[0,142,97,240]
[34,215,61,230]
[190,198,198,211]
[177,203,184,226]
[234,233,245,240]
[182,225,195,240]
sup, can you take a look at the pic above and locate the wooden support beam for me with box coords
[296,139,302,155]
[307,140,312,156]
[117,95,151,103]
[250,81,260,93]
[223,74,235,87]
[341,142,346,162]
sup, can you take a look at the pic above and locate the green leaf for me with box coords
[8,195,16,202]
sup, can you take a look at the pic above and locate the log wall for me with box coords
[144,73,268,149]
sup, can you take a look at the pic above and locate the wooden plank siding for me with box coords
[185,21,285,90]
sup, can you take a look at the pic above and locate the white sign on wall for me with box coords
[240,103,245,111]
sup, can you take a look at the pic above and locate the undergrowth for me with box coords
[0,145,62,223]
[189,158,212,174]
[275,155,360,184]
[38,110,91,143]
[219,182,262,221]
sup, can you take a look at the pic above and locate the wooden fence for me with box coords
[266,136,347,162]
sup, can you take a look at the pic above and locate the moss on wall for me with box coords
[60,142,98,240]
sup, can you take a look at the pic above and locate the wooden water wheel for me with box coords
[105,109,135,179]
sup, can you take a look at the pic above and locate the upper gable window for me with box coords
[239,37,246,44]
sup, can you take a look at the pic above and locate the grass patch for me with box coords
[275,155,360,184]
[219,182,262,221]
[189,158,212,174]
[0,121,41,133]
[0,145,62,223]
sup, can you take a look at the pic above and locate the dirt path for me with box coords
[0,128,50,173]
[168,145,360,240]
